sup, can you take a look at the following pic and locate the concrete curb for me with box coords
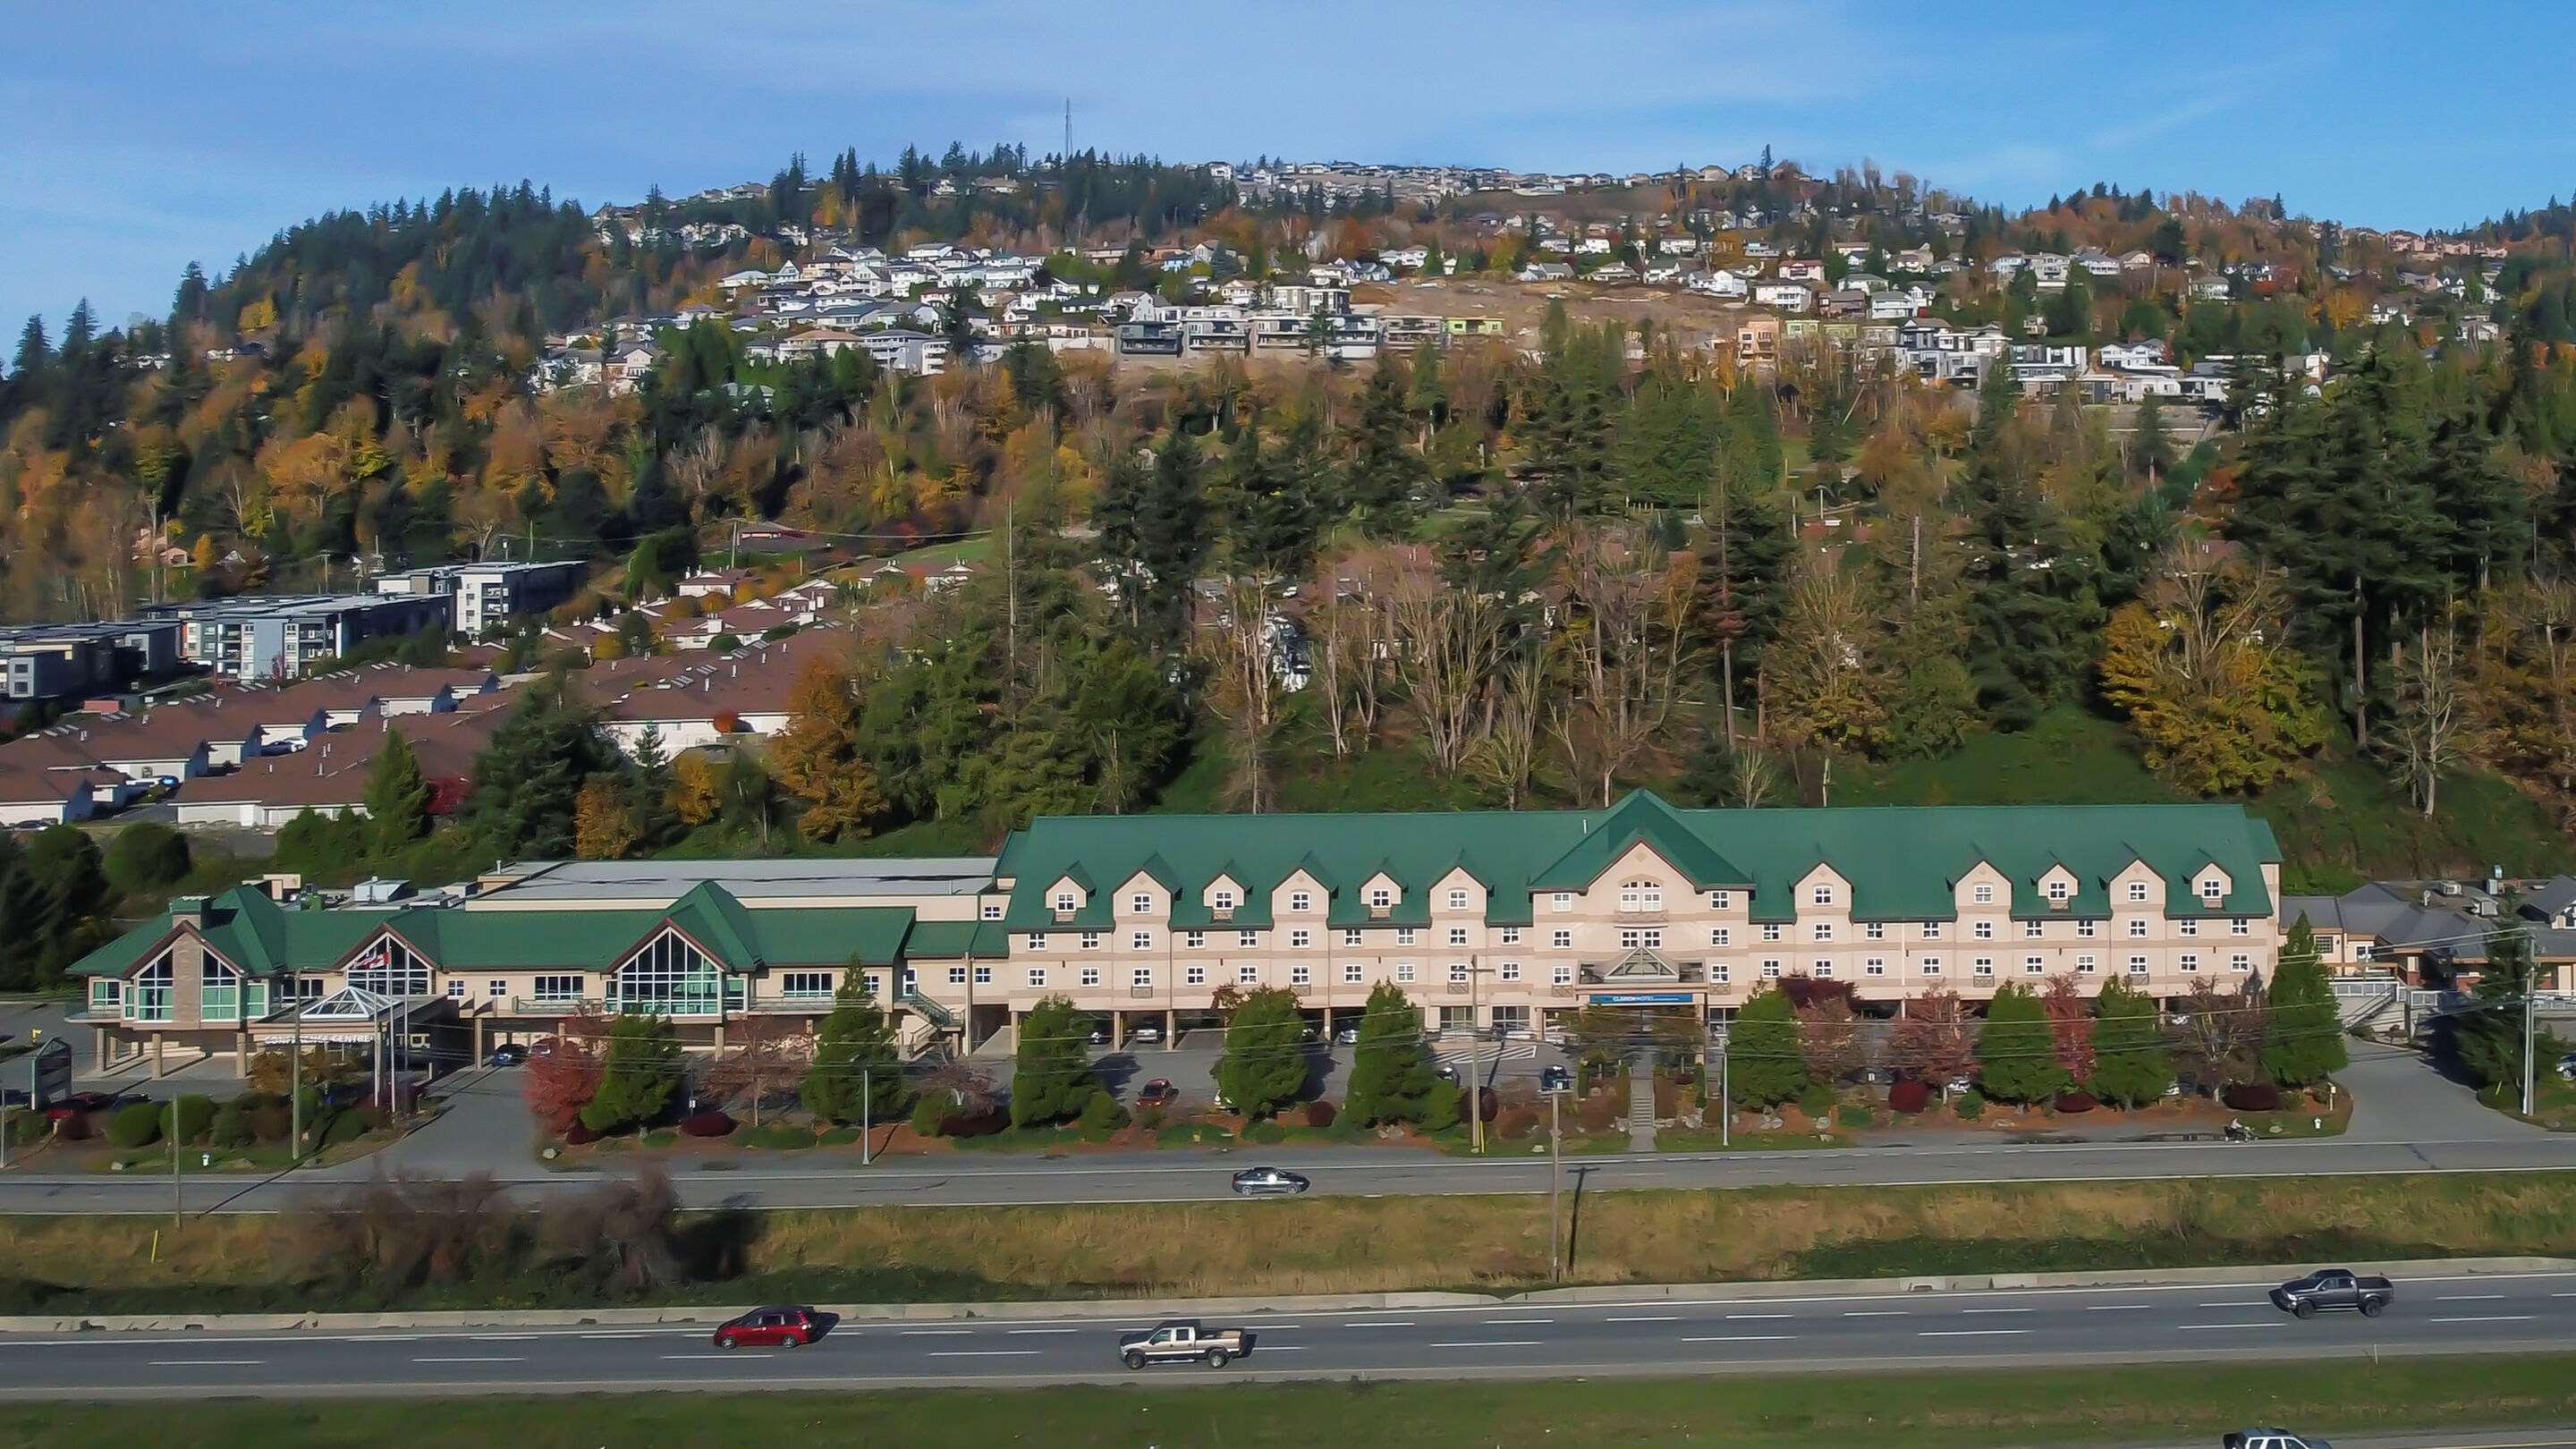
[7,1256,2565,1335]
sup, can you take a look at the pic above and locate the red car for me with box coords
[712,1305,825,1349]
[1136,1079,1178,1107]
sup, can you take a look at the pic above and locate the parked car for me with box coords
[1333,1025,1360,1046]
[2224,1430,2334,1449]
[1117,1319,1247,1369]
[46,1090,126,1120]
[1136,1079,1178,1108]
[485,1045,528,1067]
[1434,1063,1460,1084]
[2555,1051,2576,1082]
[1087,1023,1111,1046]
[1539,1064,1573,1093]
[2269,1269,2394,1319]
[1229,1165,1309,1197]
[711,1305,826,1349]
[1129,1023,1164,1045]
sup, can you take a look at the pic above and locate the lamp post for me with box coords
[1546,1078,1568,1282]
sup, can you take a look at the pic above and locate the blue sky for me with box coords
[6,1,2572,335]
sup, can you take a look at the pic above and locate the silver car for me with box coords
[1229,1165,1309,1197]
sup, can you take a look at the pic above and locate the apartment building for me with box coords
[70,792,2283,1077]
[153,595,453,682]
[378,561,589,640]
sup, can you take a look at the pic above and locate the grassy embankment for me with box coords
[17,1356,2576,1448]
[2,1172,2569,1314]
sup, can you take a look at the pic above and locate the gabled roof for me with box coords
[1529,791,1748,894]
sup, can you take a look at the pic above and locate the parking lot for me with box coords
[972,1021,1571,1113]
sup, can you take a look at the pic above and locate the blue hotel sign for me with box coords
[1589,992,1694,1005]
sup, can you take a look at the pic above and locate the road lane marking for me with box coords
[470,1334,539,1341]
[1843,1310,1907,1318]
[2436,1294,2506,1301]
[900,1329,973,1336]
[1343,1321,1413,1328]
[1919,1329,2029,1337]
[1254,1345,1309,1352]
[411,1355,522,1362]
[1960,1308,2032,1315]
[1005,1328,1080,1335]
[1482,1318,1554,1325]
[1607,1315,1682,1323]
[2179,1323,2274,1331]
[1680,1335,1794,1343]
[661,1353,745,1360]
[148,1359,261,1366]
[1724,1313,1793,1320]
[926,1350,1038,1358]
[2197,1301,2259,1308]
[2430,1315,2536,1324]
[1431,1340,1542,1348]
[1242,1320,1305,1327]
[2086,1304,2153,1311]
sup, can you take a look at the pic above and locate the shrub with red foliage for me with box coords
[522,1043,603,1134]
[2053,1090,2098,1114]
[1303,1100,1337,1129]
[1492,1106,1540,1140]
[1888,1079,1933,1114]
[1577,1091,1620,1131]
[2221,1081,2281,1112]
[680,1110,736,1138]
[1779,973,1857,1011]
[564,1120,600,1146]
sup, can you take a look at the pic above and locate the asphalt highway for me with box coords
[1,1127,2572,1216]
[6,1270,2571,1398]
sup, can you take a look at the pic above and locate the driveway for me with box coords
[2341,1039,2548,1142]
[371,1062,539,1175]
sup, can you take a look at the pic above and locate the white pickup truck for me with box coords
[1116,1319,1248,1369]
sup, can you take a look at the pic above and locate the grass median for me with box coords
[13,1353,2576,1446]
[4,1170,2573,1314]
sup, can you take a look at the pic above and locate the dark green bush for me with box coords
[1835,1104,1874,1129]
[106,1102,160,1148]
[209,1102,252,1149]
[1243,1121,1286,1145]
[1797,1084,1836,1119]
[910,1094,946,1139]
[1953,1089,1987,1121]
[1077,1090,1128,1137]
[172,1094,216,1145]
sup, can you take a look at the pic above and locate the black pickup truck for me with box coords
[2269,1268,2395,1318]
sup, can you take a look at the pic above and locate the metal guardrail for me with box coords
[897,987,957,1030]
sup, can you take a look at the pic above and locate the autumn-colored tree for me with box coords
[2040,973,2097,1083]
[767,657,887,841]
[1794,995,1866,1085]
[189,534,218,572]
[522,1038,603,1134]
[669,751,721,826]
[573,776,638,860]
[1885,987,1975,1089]
[698,1016,808,1128]
[2097,545,2327,793]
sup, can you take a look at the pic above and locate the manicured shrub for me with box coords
[2222,1081,2282,1113]
[172,1094,216,1145]
[679,1110,736,1138]
[106,1102,161,1148]
[246,1103,291,1142]
[1576,1089,1620,1132]
[1888,1079,1932,1114]
[2054,1090,2098,1114]
[53,1111,89,1143]
[321,1108,374,1148]
[1953,1089,1987,1121]
[1797,1083,1836,1120]
[1835,1104,1874,1129]
[910,1094,947,1139]
[1077,1090,1128,1135]
[1492,1106,1540,1140]
[1243,1121,1287,1145]
[1302,1100,1337,1130]
[209,1102,252,1149]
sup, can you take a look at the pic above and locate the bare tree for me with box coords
[1304,583,1387,759]
[698,1016,810,1128]
[1195,576,1288,813]
[1550,525,1697,805]
[1387,573,1512,777]
[2164,978,2265,1093]
[2386,614,2466,817]
[1464,647,1547,807]
[1795,996,1866,1085]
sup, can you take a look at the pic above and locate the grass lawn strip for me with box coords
[10,1354,2576,1447]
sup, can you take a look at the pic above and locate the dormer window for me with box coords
[1290,891,1312,912]
[2199,877,2224,904]
[1971,884,1995,905]
[2045,879,2070,903]
[1810,885,1835,908]
[1130,892,1153,914]
[1368,886,1394,910]
[1053,889,1077,913]
[1446,888,1470,911]
[1212,887,1237,915]
[2127,881,2149,903]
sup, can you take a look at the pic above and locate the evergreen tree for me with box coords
[1725,987,1808,1107]
[626,723,680,848]
[1976,982,2070,1103]
[2445,915,2564,1092]
[1216,986,1309,1119]
[1957,362,2104,729]
[2131,392,2174,481]
[2261,917,2348,1087]
[361,727,430,854]
[1011,995,1099,1126]
[1216,420,1319,581]
[579,1013,682,1134]
[801,979,907,1123]
[1341,980,1436,1125]
[462,682,624,858]
[1343,352,1429,534]
[2086,977,2174,1106]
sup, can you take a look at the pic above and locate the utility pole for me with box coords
[1466,959,1485,1155]
[1546,1085,1564,1282]
[2523,924,2539,1118]
[1715,1024,1731,1148]
[169,1098,182,1233]
[861,1066,872,1166]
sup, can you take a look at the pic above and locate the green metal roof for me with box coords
[996,792,2282,930]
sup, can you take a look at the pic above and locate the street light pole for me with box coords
[860,1066,871,1167]
[1467,960,1483,1155]
[1716,1026,1731,1148]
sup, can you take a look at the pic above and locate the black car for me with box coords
[1229,1166,1309,1197]
[1538,1064,1573,1093]
[485,1044,529,1067]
